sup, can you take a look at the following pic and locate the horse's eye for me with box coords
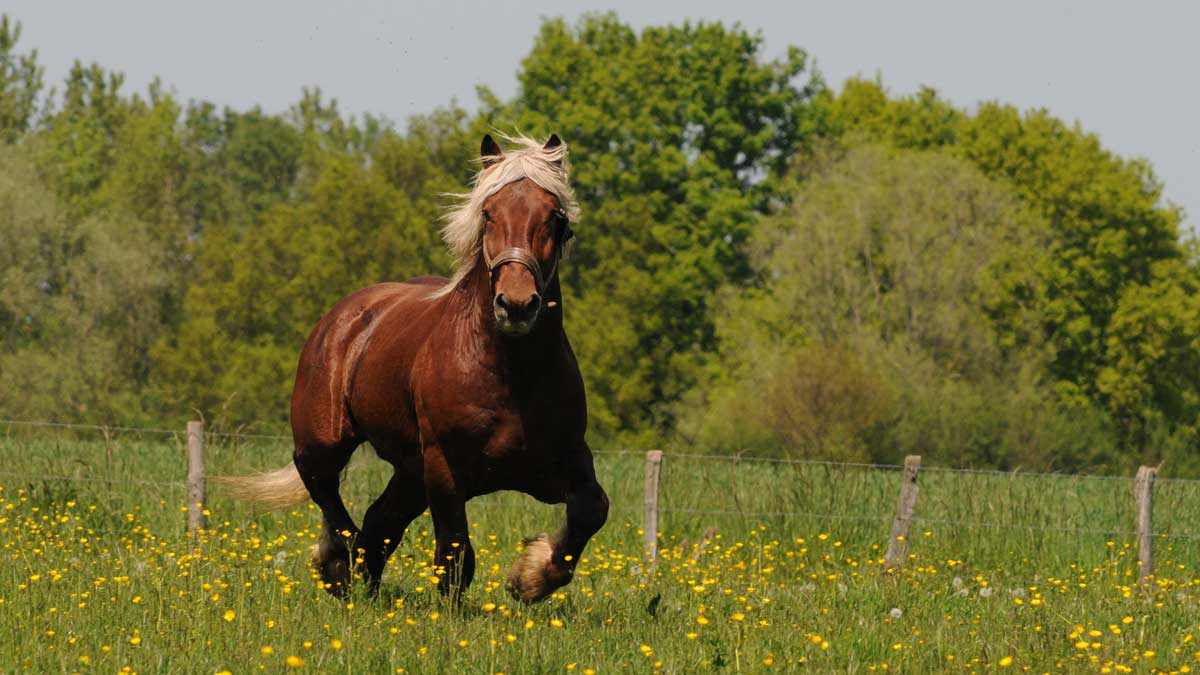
[550,210,571,241]
[481,209,493,224]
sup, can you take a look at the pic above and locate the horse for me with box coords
[229,133,609,604]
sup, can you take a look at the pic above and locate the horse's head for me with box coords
[478,134,575,336]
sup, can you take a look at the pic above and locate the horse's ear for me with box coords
[481,134,503,168]
[543,134,563,165]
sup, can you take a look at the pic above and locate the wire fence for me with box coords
[1,417,1197,545]
[2,417,1182,480]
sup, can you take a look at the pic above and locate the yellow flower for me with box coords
[1122,616,1134,624]
[286,655,304,668]
[262,646,274,655]
[331,639,343,650]
[697,616,709,625]
[550,619,564,628]
[999,656,1013,667]
[483,602,497,612]
[731,612,745,622]
[223,609,236,622]
[130,636,142,645]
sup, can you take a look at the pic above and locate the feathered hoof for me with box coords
[312,542,353,598]
[506,534,563,604]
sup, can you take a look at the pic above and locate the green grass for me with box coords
[2,431,1200,673]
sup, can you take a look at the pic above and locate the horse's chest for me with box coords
[449,397,559,456]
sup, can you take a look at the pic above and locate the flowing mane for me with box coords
[431,133,581,298]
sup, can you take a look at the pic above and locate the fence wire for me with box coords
[4,417,1200,542]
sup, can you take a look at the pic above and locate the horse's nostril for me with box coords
[494,292,540,323]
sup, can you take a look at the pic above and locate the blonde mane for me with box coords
[431,133,581,298]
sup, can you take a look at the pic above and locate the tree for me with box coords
[484,14,827,441]
[151,125,455,428]
[683,144,1119,469]
[1097,258,1200,460]
[828,79,1193,455]
[34,61,129,219]
[0,15,44,142]
[0,146,171,422]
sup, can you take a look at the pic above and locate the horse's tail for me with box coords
[219,464,310,510]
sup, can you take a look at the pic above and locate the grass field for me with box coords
[3,430,1200,673]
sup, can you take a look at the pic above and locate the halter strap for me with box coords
[482,244,560,295]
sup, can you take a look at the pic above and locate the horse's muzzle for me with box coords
[494,292,542,336]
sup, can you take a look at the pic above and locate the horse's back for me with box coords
[291,278,447,452]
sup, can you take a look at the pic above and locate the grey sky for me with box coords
[7,1,1197,233]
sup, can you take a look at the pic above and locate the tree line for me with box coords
[0,14,1196,472]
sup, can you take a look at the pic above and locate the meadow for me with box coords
[3,429,1200,673]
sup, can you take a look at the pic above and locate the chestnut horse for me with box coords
[232,134,608,604]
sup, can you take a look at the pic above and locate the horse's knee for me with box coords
[572,483,609,536]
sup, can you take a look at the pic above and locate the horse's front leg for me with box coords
[423,446,475,603]
[507,445,609,603]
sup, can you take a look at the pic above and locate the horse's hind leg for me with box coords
[294,442,359,596]
[357,471,426,595]
[508,444,609,603]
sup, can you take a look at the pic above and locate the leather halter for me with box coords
[482,243,561,295]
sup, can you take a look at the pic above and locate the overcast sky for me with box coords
[6,1,1197,233]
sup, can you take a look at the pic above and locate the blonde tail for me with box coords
[219,464,311,511]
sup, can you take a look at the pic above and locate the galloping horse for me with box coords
[232,134,608,604]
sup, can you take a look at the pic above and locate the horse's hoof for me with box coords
[312,543,353,597]
[506,534,565,604]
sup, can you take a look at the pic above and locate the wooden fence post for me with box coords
[884,455,921,572]
[1135,465,1157,590]
[187,420,206,535]
[644,450,664,562]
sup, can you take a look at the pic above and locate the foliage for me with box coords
[484,14,827,441]
[151,143,455,428]
[685,144,1122,469]
[0,11,1195,467]
[0,147,171,422]
[828,79,1194,455]
[0,15,43,142]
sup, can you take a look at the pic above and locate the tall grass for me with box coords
[2,431,1199,672]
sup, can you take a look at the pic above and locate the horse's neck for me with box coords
[451,260,565,366]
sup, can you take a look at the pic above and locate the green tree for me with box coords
[828,79,1192,454]
[151,132,453,428]
[685,144,1119,469]
[34,61,130,218]
[0,15,44,142]
[1097,258,1200,460]
[485,14,827,441]
[0,146,171,422]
